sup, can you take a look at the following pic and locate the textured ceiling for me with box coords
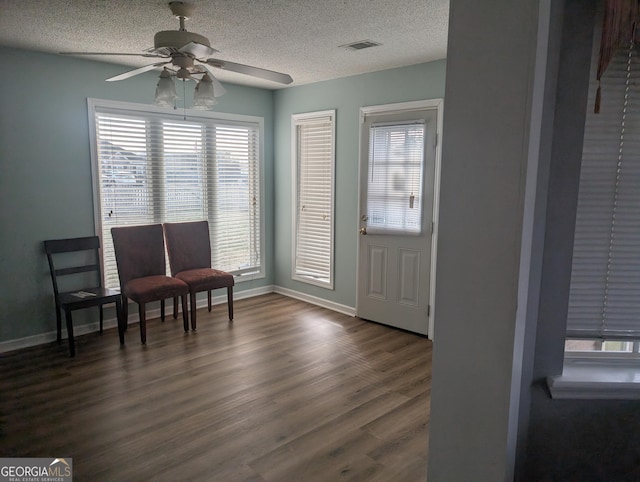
[0,0,449,89]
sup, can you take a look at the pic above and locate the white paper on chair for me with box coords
[71,291,97,298]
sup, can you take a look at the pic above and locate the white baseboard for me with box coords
[0,316,123,354]
[194,284,275,310]
[0,284,354,353]
[273,286,356,316]
[0,285,276,354]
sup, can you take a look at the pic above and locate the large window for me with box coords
[89,99,264,290]
[565,17,640,358]
[292,110,335,288]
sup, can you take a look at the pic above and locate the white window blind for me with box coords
[91,101,262,289]
[566,33,640,339]
[292,111,335,287]
[367,121,425,234]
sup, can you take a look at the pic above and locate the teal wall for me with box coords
[0,46,445,344]
[273,61,446,308]
[0,47,274,342]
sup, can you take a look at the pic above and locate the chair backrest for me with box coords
[111,224,166,286]
[44,236,103,298]
[163,221,212,275]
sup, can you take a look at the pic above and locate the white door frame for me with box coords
[356,98,444,340]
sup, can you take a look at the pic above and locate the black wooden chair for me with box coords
[44,236,123,357]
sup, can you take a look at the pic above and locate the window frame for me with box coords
[87,98,266,288]
[549,10,640,400]
[364,117,427,236]
[565,340,640,360]
[564,13,640,353]
[291,110,336,289]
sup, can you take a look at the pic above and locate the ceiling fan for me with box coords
[60,1,293,90]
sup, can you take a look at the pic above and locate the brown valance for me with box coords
[595,0,640,112]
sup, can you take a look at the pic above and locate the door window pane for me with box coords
[367,122,425,234]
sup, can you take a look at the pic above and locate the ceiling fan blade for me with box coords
[179,41,218,59]
[206,58,293,85]
[59,52,165,58]
[196,63,227,97]
[106,61,171,82]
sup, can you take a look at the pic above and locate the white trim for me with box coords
[360,99,443,116]
[273,286,356,316]
[292,273,333,289]
[87,98,264,124]
[429,99,444,340]
[193,284,275,309]
[0,316,122,354]
[0,285,274,354]
[0,285,360,353]
[88,99,102,240]
[548,359,640,399]
[357,98,443,340]
[291,110,337,122]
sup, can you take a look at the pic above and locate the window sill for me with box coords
[292,274,333,290]
[547,358,640,400]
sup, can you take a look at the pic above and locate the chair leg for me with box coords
[207,290,212,312]
[227,286,234,320]
[64,308,75,357]
[122,295,129,331]
[173,297,179,319]
[160,299,165,322]
[56,304,62,343]
[182,295,189,332]
[190,292,197,331]
[99,305,104,335]
[116,298,124,345]
[139,303,147,344]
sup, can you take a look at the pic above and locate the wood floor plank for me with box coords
[0,293,432,481]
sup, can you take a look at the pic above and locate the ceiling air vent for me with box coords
[340,40,382,51]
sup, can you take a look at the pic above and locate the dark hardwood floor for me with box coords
[0,293,432,481]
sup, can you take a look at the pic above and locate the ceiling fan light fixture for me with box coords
[176,67,192,79]
[192,73,218,110]
[154,69,178,107]
[60,2,293,88]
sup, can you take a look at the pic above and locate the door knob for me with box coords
[360,227,367,235]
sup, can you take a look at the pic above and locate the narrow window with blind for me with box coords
[88,99,264,290]
[292,110,335,288]
[565,14,640,357]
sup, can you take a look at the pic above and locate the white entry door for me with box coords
[356,103,439,336]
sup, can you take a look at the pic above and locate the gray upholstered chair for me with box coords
[111,224,189,344]
[163,220,234,330]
